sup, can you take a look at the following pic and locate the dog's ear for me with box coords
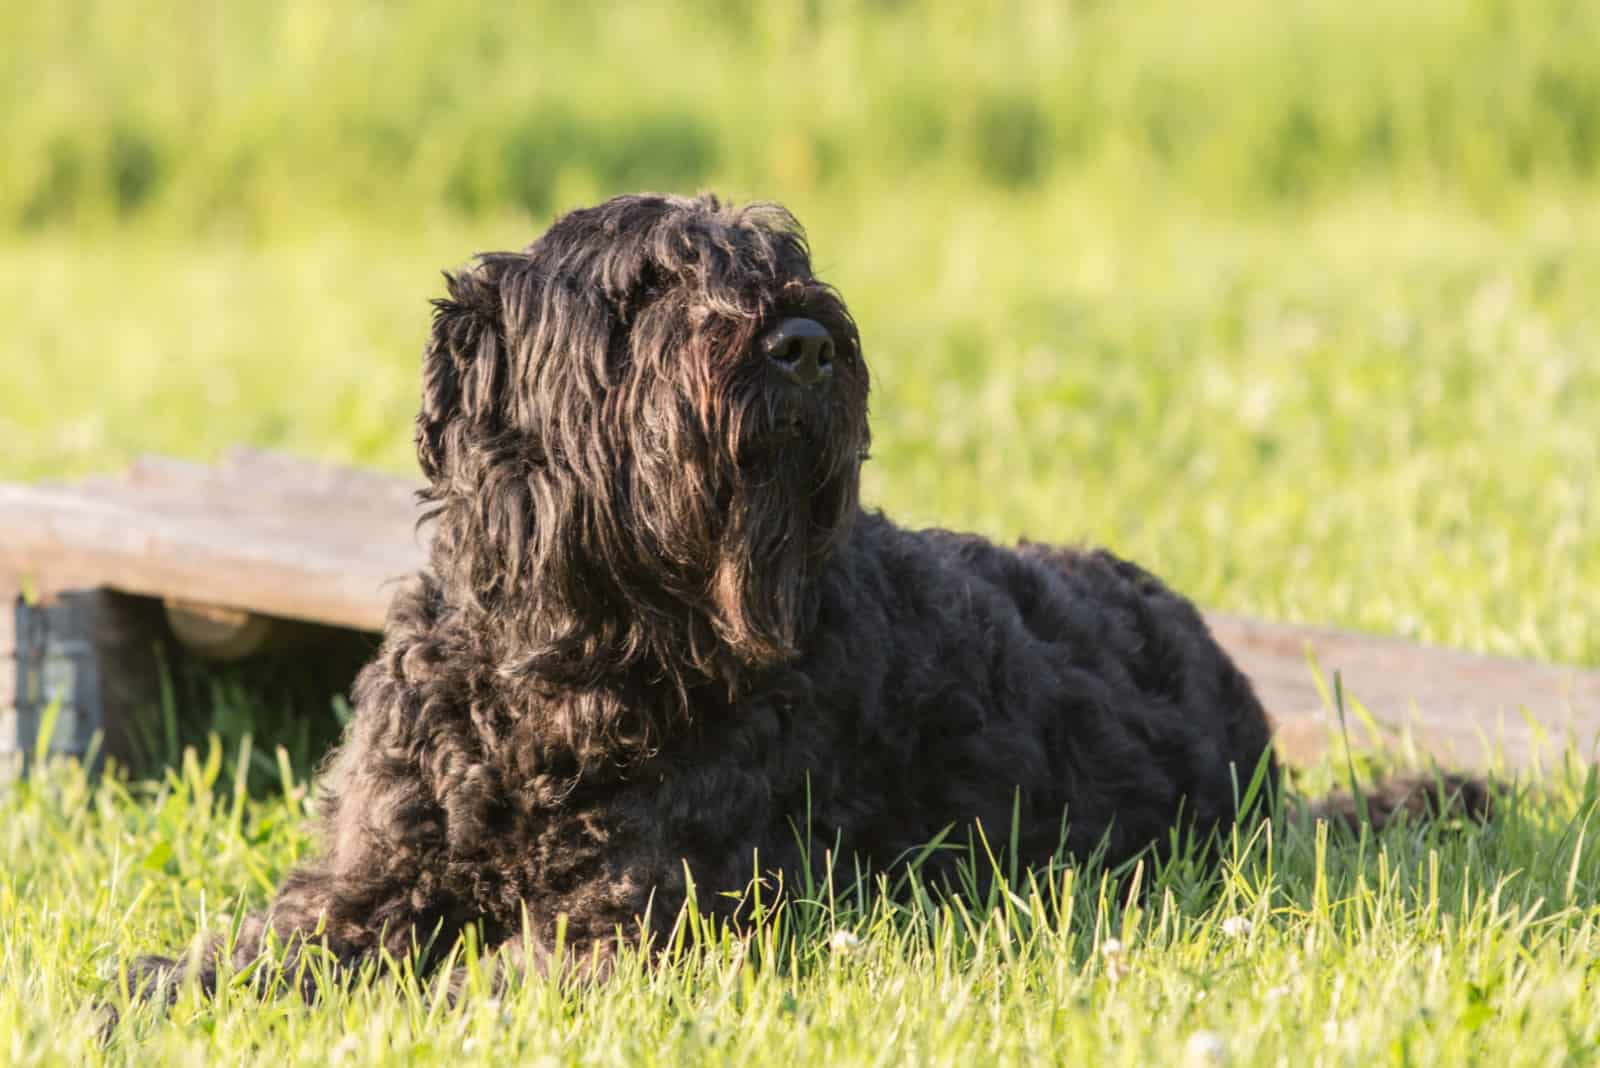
[415,257,518,485]
[414,254,564,617]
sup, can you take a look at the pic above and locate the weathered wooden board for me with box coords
[2,448,1596,771]
[1210,614,1598,771]
[0,449,427,632]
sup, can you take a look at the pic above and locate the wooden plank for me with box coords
[221,447,422,513]
[1209,613,1600,770]
[0,451,1596,772]
[71,452,424,555]
[74,450,420,528]
[0,452,428,631]
[0,482,422,631]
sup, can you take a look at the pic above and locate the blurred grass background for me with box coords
[1,0,1595,664]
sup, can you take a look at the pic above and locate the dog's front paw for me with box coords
[94,955,179,1043]
[125,954,185,1002]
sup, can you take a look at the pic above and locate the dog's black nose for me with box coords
[760,318,834,387]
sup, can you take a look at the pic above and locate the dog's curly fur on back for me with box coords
[129,193,1486,1000]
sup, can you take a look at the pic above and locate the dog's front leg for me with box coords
[124,714,469,1007]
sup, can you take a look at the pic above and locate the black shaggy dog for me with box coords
[130,193,1484,1000]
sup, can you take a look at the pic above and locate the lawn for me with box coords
[2,0,1598,1064]
[5,745,1600,1065]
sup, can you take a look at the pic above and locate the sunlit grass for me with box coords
[3,1,1598,1062]
[3,739,1598,1066]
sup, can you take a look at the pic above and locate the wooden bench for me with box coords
[4,448,1597,778]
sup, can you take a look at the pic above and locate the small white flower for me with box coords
[1184,1031,1228,1066]
[829,929,861,955]
[1220,915,1253,939]
[1266,984,1291,1001]
[1099,938,1128,982]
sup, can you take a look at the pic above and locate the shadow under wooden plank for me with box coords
[3,449,1596,773]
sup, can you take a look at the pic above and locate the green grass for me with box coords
[3,0,1599,1062]
[7,0,1600,229]
[4,738,1600,1066]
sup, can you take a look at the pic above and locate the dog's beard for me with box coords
[705,379,862,671]
[709,482,810,666]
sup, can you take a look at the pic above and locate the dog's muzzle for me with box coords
[760,318,834,389]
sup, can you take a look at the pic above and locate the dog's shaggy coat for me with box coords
[131,194,1482,996]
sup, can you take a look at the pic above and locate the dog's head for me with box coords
[418,194,870,691]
